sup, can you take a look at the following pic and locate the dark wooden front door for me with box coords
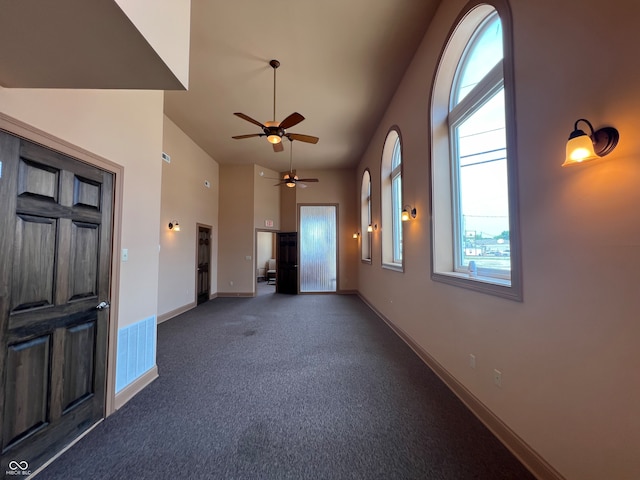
[197,226,211,304]
[0,132,113,474]
[276,232,298,294]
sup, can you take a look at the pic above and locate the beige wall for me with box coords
[216,165,357,294]
[356,1,640,479]
[254,165,281,230]
[158,116,219,316]
[0,87,163,329]
[217,164,255,295]
[295,168,358,293]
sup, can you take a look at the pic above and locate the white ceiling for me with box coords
[164,0,442,172]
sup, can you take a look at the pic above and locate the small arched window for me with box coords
[381,128,403,269]
[430,1,521,300]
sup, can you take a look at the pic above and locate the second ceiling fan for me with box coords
[272,138,319,188]
[232,59,319,152]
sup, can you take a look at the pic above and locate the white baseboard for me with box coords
[113,366,159,411]
[358,293,564,480]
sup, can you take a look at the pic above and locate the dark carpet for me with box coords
[41,293,535,480]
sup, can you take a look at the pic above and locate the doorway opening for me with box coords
[256,230,276,296]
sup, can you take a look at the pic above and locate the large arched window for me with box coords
[360,169,372,262]
[381,128,403,269]
[430,1,521,300]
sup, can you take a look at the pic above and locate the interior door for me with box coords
[0,132,113,473]
[197,226,211,304]
[276,232,298,294]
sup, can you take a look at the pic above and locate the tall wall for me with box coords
[217,164,255,295]
[356,1,640,479]
[158,115,219,318]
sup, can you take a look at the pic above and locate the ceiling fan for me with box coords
[273,139,319,188]
[232,59,319,152]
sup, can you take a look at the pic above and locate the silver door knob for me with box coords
[96,301,110,310]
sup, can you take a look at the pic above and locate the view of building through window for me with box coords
[451,14,510,274]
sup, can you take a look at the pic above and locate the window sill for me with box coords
[382,262,404,273]
[432,270,521,301]
[361,258,372,265]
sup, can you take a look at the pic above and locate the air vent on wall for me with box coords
[161,152,171,163]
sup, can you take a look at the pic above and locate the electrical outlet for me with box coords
[121,248,128,262]
[469,354,476,369]
[493,369,502,387]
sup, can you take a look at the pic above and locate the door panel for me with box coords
[276,232,298,294]
[2,336,51,450]
[11,215,57,311]
[69,222,99,300]
[62,321,96,411]
[0,131,113,473]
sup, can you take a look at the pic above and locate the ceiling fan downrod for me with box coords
[270,59,280,122]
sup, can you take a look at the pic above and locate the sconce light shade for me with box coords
[563,118,619,166]
[401,206,417,222]
[353,232,360,239]
[367,224,373,233]
[168,221,180,231]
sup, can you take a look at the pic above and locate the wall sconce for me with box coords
[401,206,417,221]
[168,221,181,232]
[367,224,377,232]
[563,118,619,167]
[353,232,360,239]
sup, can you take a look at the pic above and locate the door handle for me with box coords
[96,301,110,310]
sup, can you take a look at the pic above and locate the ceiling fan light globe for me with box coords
[267,134,281,144]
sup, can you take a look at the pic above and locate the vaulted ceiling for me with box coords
[163,0,442,172]
[0,0,442,173]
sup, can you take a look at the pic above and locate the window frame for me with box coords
[429,0,522,301]
[381,127,404,272]
[360,169,372,263]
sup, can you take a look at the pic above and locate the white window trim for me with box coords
[429,0,522,301]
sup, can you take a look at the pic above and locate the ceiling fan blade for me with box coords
[297,183,308,189]
[287,133,319,144]
[273,142,284,153]
[232,134,263,139]
[297,178,319,183]
[234,112,266,129]
[279,112,305,130]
